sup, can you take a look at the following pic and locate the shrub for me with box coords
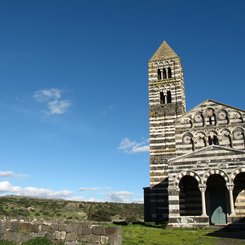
[0,240,16,245]
[90,210,111,222]
[17,208,30,216]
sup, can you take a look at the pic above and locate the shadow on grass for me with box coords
[113,221,167,229]
[207,218,245,240]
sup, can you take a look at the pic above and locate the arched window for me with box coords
[167,90,172,103]
[168,67,172,78]
[207,109,216,126]
[208,135,219,145]
[160,91,165,104]
[157,69,162,80]
[213,135,219,145]
[209,115,216,125]
[163,68,167,79]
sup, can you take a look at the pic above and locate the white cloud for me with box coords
[118,138,149,154]
[79,187,100,191]
[34,88,72,115]
[34,88,62,102]
[107,191,134,203]
[0,181,72,199]
[78,187,141,203]
[67,196,103,202]
[0,171,28,178]
[47,100,71,115]
[0,179,141,203]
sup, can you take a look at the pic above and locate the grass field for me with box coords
[0,225,244,244]
[0,196,244,245]
[0,196,143,222]
[122,225,245,245]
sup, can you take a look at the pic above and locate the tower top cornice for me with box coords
[150,41,178,62]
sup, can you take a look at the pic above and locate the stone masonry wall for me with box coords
[0,219,122,245]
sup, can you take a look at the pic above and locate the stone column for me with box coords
[199,184,207,216]
[227,183,235,216]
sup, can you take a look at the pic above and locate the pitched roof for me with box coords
[169,145,245,163]
[176,98,245,121]
[150,41,178,61]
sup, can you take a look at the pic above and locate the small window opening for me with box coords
[157,69,162,80]
[167,90,172,103]
[168,67,172,78]
[160,92,165,104]
[209,115,216,125]
[208,135,219,145]
[163,68,167,79]
[213,135,219,145]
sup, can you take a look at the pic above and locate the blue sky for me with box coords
[0,0,245,202]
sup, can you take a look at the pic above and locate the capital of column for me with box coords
[226,183,234,191]
[198,184,206,192]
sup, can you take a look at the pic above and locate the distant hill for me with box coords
[0,196,144,223]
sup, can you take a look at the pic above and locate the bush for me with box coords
[17,208,30,216]
[0,207,7,215]
[90,209,111,222]
[0,240,16,245]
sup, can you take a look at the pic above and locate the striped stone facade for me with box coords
[144,41,245,226]
[144,41,186,222]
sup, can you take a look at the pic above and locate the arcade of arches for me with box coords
[176,171,245,225]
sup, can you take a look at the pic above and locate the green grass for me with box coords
[122,225,245,245]
[0,225,245,245]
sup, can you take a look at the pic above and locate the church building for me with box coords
[144,41,245,227]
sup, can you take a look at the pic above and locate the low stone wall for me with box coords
[0,219,122,245]
[168,216,209,228]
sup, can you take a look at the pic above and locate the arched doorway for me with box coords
[179,176,202,216]
[206,174,228,225]
[233,172,245,216]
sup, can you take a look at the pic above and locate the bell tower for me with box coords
[149,41,186,186]
[144,41,186,222]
